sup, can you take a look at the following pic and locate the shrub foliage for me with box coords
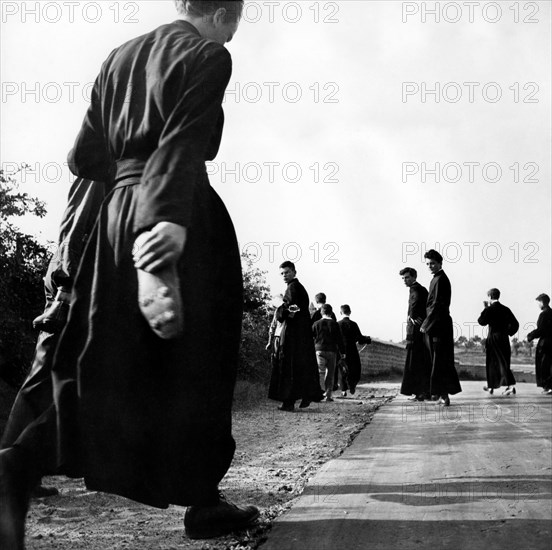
[0,167,51,387]
[239,253,272,382]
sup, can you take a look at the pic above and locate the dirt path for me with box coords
[24,384,397,550]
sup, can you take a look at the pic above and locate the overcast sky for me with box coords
[1,0,551,341]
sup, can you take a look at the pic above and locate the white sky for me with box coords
[1,0,551,341]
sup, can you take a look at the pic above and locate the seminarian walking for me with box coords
[528,293,552,394]
[338,305,371,395]
[478,288,519,395]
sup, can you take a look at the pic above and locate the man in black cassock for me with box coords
[399,268,431,400]
[528,293,552,394]
[478,288,519,395]
[1,2,259,547]
[420,250,462,406]
[0,177,104,500]
[338,304,371,395]
[268,262,323,411]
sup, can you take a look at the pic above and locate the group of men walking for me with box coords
[267,248,552,414]
[267,262,371,411]
[400,251,552,402]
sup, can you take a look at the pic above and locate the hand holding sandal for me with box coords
[133,224,186,340]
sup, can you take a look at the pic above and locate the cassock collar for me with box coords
[173,19,201,36]
[433,269,444,277]
[287,278,297,285]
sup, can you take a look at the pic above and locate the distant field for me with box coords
[455,349,535,365]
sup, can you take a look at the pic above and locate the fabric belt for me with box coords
[111,159,147,190]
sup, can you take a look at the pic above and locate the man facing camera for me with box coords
[399,268,431,401]
[420,250,462,406]
[268,262,322,411]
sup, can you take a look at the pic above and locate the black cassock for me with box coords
[420,270,462,396]
[268,279,322,403]
[1,178,104,472]
[528,306,552,390]
[51,21,242,508]
[338,317,370,392]
[400,282,431,397]
[478,302,519,388]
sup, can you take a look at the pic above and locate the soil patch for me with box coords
[25,384,397,549]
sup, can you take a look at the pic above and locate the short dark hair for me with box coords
[340,304,351,315]
[399,267,417,278]
[536,293,550,305]
[279,261,295,271]
[176,0,244,22]
[315,293,327,304]
[321,304,333,316]
[424,249,443,263]
[487,288,500,300]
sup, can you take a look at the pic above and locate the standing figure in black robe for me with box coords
[1,2,260,547]
[478,288,519,395]
[420,250,462,406]
[268,262,323,411]
[0,177,104,489]
[527,293,552,394]
[338,305,371,395]
[398,268,431,400]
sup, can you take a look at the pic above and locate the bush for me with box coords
[238,253,272,383]
[0,167,51,387]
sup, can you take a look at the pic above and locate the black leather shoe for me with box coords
[278,404,295,412]
[32,289,71,333]
[299,399,311,408]
[312,392,324,403]
[184,495,260,539]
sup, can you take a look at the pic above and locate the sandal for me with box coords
[137,264,184,340]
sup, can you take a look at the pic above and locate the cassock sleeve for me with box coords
[54,178,106,283]
[421,276,451,333]
[358,326,371,345]
[528,312,546,340]
[67,57,113,182]
[337,324,346,354]
[280,284,297,321]
[350,322,360,344]
[411,287,426,326]
[133,44,232,233]
[507,309,519,336]
[478,308,489,326]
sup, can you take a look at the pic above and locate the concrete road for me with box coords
[261,382,552,550]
